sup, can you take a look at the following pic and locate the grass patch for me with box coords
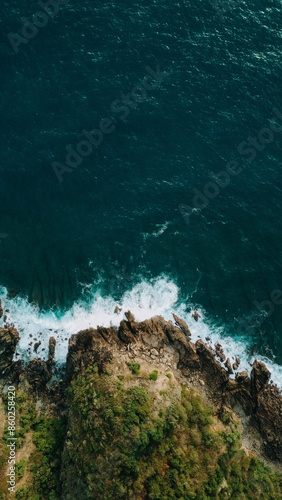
[127,362,141,374]
[149,370,158,381]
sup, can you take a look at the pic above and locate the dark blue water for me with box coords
[0,0,282,372]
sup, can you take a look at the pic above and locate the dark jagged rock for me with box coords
[0,327,19,374]
[66,328,114,382]
[173,313,192,338]
[225,358,233,374]
[195,340,229,394]
[23,358,52,390]
[34,341,41,353]
[192,311,199,321]
[251,360,271,395]
[0,299,3,318]
[235,370,249,383]
[48,336,56,365]
[215,344,226,362]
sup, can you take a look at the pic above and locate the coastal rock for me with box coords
[0,299,3,318]
[251,360,271,394]
[48,337,56,365]
[0,327,19,374]
[34,341,41,353]
[192,311,199,321]
[23,358,51,390]
[173,314,192,338]
[66,328,114,382]
[225,358,233,374]
[235,371,249,383]
[196,340,229,393]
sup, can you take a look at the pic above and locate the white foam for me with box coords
[0,278,281,388]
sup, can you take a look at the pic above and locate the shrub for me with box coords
[15,459,26,479]
[149,370,158,381]
[127,362,141,374]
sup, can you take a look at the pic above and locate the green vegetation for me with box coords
[166,373,172,379]
[127,362,141,374]
[61,364,282,499]
[0,391,66,500]
[15,460,26,480]
[0,366,281,499]
[149,370,158,381]
[30,416,66,498]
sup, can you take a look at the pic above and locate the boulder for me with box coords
[224,358,233,374]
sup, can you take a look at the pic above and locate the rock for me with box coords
[235,371,249,383]
[224,358,233,374]
[172,314,192,338]
[196,340,229,392]
[192,311,199,321]
[0,299,3,318]
[235,357,241,365]
[48,337,56,365]
[24,358,51,390]
[251,360,270,394]
[0,327,20,374]
[34,341,41,353]
[215,344,226,362]
[233,363,238,371]
[114,305,122,314]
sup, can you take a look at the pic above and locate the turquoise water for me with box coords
[0,0,282,381]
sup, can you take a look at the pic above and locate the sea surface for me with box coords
[0,0,282,385]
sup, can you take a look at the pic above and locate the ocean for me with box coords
[0,0,282,386]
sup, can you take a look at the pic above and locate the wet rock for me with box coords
[233,363,238,371]
[34,341,41,353]
[215,344,226,362]
[192,311,199,321]
[114,305,122,314]
[196,340,229,392]
[48,337,56,365]
[0,300,3,318]
[235,357,241,365]
[224,358,233,374]
[173,314,192,338]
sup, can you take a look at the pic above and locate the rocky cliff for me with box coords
[0,311,281,499]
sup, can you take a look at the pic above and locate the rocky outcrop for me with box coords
[64,313,282,462]
[0,327,19,374]
[22,358,52,391]
[48,336,56,366]
[0,299,3,319]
